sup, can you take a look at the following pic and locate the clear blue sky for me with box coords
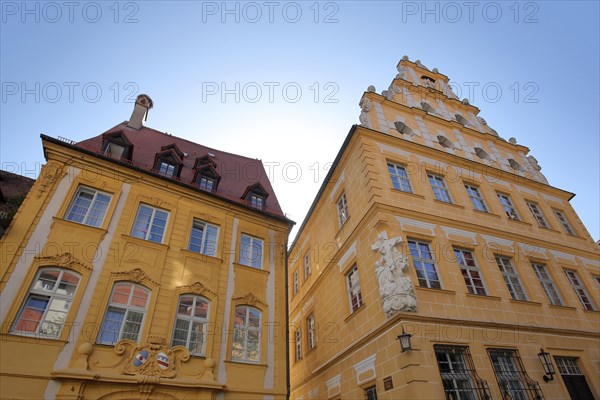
[1,1,598,241]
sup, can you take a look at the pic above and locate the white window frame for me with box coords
[564,269,595,311]
[103,142,125,159]
[531,263,563,306]
[497,193,520,221]
[12,268,81,338]
[553,209,576,235]
[231,305,262,363]
[495,256,528,301]
[198,176,215,191]
[131,204,169,243]
[387,162,413,193]
[454,248,487,295]
[337,193,349,226]
[293,270,299,295]
[428,173,452,203]
[304,253,311,278]
[295,328,302,362]
[307,314,316,350]
[239,234,264,269]
[97,282,150,345]
[408,239,442,289]
[526,201,549,228]
[65,186,112,227]
[171,295,210,356]
[158,160,176,177]
[188,218,219,256]
[465,184,488,212]
[346,265,363,312]
[250,194,264,209]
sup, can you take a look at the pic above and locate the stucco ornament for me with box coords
[371,232,417,317]
[116,335,187,378]
[359,97,372,127]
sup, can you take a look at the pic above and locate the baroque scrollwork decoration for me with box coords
[176,281,217,298]
[35,252,92,271]
[36,161,66,199]
[112,268,158,286]
[233,292,266,307]
[371,231,417,317]
[116,335,188,378]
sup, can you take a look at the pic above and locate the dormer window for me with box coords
[193,155,220,193]
[250,194,264,209]
[158,160,176,176]
[243,183,269,211]
[102,131,132,161]
[154,148,183,178]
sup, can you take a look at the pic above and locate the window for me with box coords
[564,270,595,311]
[394,121,414,135]
[527,202,549,228]
[65,186,111,227]
[387,162,413,193]
[455,113,469,126]
[12,268,80,338]
[304,253,311,278]
[307,314,316,350]
[495,256,527,301]
[198,176,215,192]
[346,265,363,312]
[555,357,595,400]
[421,101,436,114]
[171,295,210,356]
[232,305,261,362]
[293,270,299,295]
[487,348,543,400]
[507,159,522,172]
[250,194,264,210]
[295,328,302,362]
[594,275,600,289]
[474,147,491,161]
[364,385,378,400]
[408,240,441,289]
[188,219,218,256]
[239,234,263,269]
[437,135,456,150]
[428,174,452,203]
[131,204,169,243]
[553,209,576,235]
[337,193,349,226]
[454,249,486,295]
[434,345,491,400]
[98,282,150,345]
[158,160,176,177]
[532,263,562,306]
[103,142,126,159]
[465,184,488,212]
[497,193,520,221]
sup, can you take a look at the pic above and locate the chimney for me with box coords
[127,94,153,129]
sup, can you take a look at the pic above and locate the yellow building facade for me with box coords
[0,96,293,400]
[289,58,600,400]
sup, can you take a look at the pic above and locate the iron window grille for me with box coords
[434,345,492,400]
[487,348,544,400]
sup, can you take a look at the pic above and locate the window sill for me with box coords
[336,216,351,236]
[225,359,267,368]
[233,262,270,275]
[509,299,542,307]
[415,286,456,295]
[344,303,366,323]
[391,189,425,199]
[433,200,464,209]
[465,293,501,301]
[506,218,532,227]
[121,234,170,250]
[180,248,222,264]
[583,309,599,314]
[548,304,577,311]
[1,332,67,344]
[305,346,318,356]
[473,210,501,219]
[52,217,108,235]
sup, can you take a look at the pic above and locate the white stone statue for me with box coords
[359,97,372,127]
[371,232,417,317]
[396,65,408,80]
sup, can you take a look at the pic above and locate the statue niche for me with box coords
[371,232,417,317]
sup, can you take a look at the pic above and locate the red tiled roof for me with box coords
[75,122,285,217]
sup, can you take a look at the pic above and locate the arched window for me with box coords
[12,268,81,338]
[232,305,261,362]
[171,295,210,356]
[98,282,150,345]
